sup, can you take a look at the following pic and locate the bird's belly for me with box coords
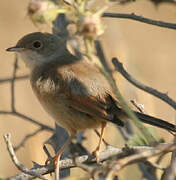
[37,94,103,134]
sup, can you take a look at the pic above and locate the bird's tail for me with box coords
[135,111,176,132]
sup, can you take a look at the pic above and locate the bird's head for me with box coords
[7,32,67,70]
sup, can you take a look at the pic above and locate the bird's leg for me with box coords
[53,133,75,180]
[54,133,75,168]
[93,122,106,162]
[45,133,75,169]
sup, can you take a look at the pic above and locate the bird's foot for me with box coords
[45,155,60,169]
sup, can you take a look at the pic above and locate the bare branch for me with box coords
[14,128,44,151]
[10,55,18,112]
[112,57,176,110]
[95,40,112,74]
[10,143,176,179]
[163,156,176,180]
[108,143,176,174]
[103,12,176,30]
[131,99,145,113]
[0,75,28,84]
[162,135,176,180]
[145,160,165,171]
[95,41,159,180]
[95,40,134,141]
[0,110,54,132]
[0,57,53,133]
[13,111,54,132]
[4,133,48,180]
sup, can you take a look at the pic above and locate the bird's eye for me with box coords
[32,40,43,49]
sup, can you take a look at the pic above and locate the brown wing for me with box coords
[57,60,125,126]
[68,93,125,126]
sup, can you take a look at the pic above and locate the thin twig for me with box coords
[0,75,29,84]
[73,156,105,180]
[0,110,54,132]
[96,40,156,154]
[162,132,176,179]
[14,111,54,132]
[103,12,176,30]
[131,99,145,113]
[95,40,112,74]
[145,160,165,171]
[43,145,53,160]
[11,55,18,112]
[0,57,53,134]
[14,128,44,151]
[110,143,176,173]
[4,133,48,180]
[162,156,176,180]
[74,156,94,173]
[0,111,12,115]
[95,39,134,140]
[112,57,176,110]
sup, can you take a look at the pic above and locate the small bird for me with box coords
[7,32,176,165]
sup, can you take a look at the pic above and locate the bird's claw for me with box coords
[45,156,55,166]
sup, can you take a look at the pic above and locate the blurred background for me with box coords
[0,0,176,179]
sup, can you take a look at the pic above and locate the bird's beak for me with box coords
[6,46,25,52]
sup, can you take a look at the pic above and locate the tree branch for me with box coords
[4,133,48,180]
[14,128,44,151]
[0,75,29,84]
[0,110,54,132]
[162,135,176,180]
[103,12,176,30]
[9,142,176,179]
[108,143,176,175]
[112,57,176,110]
[0,56,53,133]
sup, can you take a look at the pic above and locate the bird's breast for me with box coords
[30,75,103,134]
